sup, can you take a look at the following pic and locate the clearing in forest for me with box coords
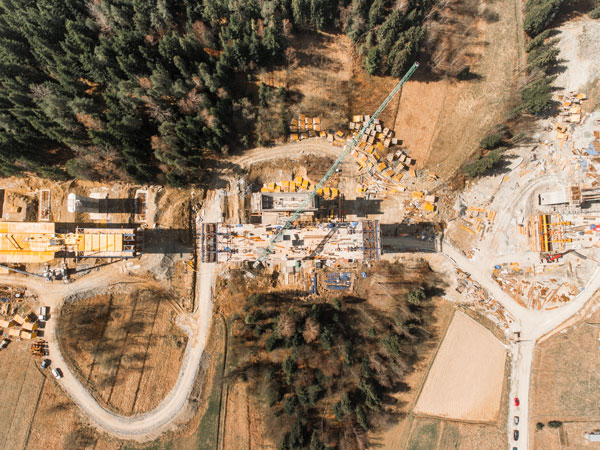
[414,312,506,422]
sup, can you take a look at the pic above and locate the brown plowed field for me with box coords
[0,340,120,450]
[414,312,507,421]
[531,303,600,449]
[0,341,45,449]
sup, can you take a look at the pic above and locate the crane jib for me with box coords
[256,62,419,264]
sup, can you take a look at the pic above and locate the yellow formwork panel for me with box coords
[81,232,124,255]
[0,222,55,234]
[0,250,55,264]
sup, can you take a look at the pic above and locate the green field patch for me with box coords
[439,421,461,450]
[407,418,441,450]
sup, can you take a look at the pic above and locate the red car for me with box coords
[514,397,520,406]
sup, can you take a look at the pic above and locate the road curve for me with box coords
[442,243,600,450]
[0,191,223,442]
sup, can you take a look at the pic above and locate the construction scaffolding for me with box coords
[201,220,381,264]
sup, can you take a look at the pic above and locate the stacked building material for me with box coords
[289,115,321,141]
[347,115,397,147]
[557,92,586,124]
[260,176,339,198]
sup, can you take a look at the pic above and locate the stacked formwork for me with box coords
[348,115,397,148]
[289,115,321,141]
[556,92,586,124]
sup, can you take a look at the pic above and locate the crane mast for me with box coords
[255,62,419,265]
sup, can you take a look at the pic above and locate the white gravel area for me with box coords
[555,18,600,92]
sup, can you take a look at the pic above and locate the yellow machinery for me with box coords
[0,222,139,263]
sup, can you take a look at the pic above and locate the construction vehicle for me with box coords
[543,248,594,263]
[255,62,419,265]
[38,306,49,322]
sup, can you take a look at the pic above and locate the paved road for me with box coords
[0,190,223,441]
[443,239,600,449]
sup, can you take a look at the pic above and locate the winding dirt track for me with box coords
[0,190,222,442]
[0,142,343,442]
[6,139,599,447]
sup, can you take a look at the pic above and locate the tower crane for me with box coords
[255,62,419,265]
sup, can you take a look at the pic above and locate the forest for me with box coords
[0,0,428,185]
[229,262,440,449]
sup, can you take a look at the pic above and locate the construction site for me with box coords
[0,11,595,448]
[0,189,144,273]
[0,178,201,449]
[443,89,600,314]
[201,220,380,264]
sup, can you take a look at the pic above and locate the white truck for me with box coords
[38,306,50,322]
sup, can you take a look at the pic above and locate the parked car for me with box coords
[514,430,519,441]
[41,359,51,369]
[52,368,63,379]
[514,416,519,425]
[514,397,520,406]
[0,339,9,349]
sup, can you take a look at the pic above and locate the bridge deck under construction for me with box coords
[0,222,140,263]
[200,221,380,263]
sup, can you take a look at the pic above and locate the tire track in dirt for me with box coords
[22,376,46,450]
[215,314,228,450]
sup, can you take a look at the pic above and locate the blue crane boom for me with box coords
[255,62,419,265]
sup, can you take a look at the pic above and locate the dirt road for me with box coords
[0,191,223,442]
[232,139,343,168]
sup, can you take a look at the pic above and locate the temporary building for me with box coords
[13,314,25,325]
[20,330,37,340]
[22,321,38,331]
[0,319,15,328]
[8,327,20,337]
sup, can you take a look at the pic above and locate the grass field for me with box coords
[531,304,600,449]
[398,416,506,450]
[58,285,188,416]
[414,312,507,422]
[407,419,441,450]
[374,302,509,450]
